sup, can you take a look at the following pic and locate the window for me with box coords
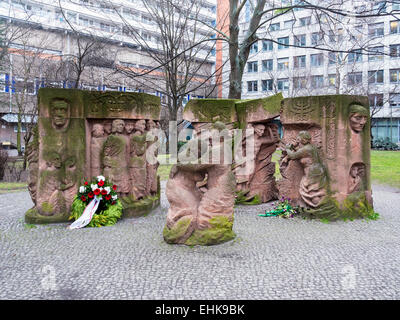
[394,3,400,10]
[294,34,306,47]
[293,77,307,89]
[293,55,306,68]
[328,74,336,87]
[67,12,77,23]
[390,44,400,58]
[262,79,273,91]
[247,61,258,73]
[262,59,273,71]
[100,23,112,32]
[278,37,289,49]
[391,20,400,34]
[328,52,337,65]
[277,78,289,91]
[373,1,387,13]
[142,32,152,41]
[14,125,27,133]
[369,46,384,61]
[269,23,280,31]
[262,40,273,51]
[390,69,400,83]
[310,53,324,67]
[284,20,295,29]
[311,75,324,88]
[368,23,384,37]
[250,42,258,54]
[348,49,363,63]
[390,93,400,108]
[328,31,335,43]
[311,32,323,45]
[299,16,311,26]
[247,81,258,92]
[348,72,363,85]
[277,57,289,70]
[368,70,384,84]
[349,25,363,41]
[369,94,384,108]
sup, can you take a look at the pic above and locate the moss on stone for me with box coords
[25,207,70,224]
[163,217,192,244]
[41,202,54,214]
[121,194,160,218]
[183,99,237,123]
[301,191,377,221]
[184,215,236,246]
[82,90,161,119]
[235,93,282,128]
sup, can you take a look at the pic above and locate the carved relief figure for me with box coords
[38,151,78,216]
[247,123,280,202]
[164,132,236,246]
[102,119,130,197]
[124,120,136,136]
[90,123,106,177]
[50,99,70,131]
[129,133,148,200]
[348,162,366,194]
[145,120,159,195]
[234,123,279,199]
[349,105,368,133]
[284,131,328,208]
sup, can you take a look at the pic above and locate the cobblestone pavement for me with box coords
[0,182,399,300]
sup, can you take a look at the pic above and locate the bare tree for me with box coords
[6,30,55,159]
[212,0,400,99]
[112,0,219,121]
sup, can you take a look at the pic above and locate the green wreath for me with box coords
[69,197,123,227]
[68,176,123,227]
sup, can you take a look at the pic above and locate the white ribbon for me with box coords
[68,196,101,230]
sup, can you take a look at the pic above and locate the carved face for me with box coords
[350,113,367,133]
[51,100,70,130]
[296,131,311,146]
[112,119,125,134]
[135,120,146,133]
[43,152,77,191]
[254,124,265,137]
[125,121,135,134]
[146,120,157,130]
[92,124,104,138]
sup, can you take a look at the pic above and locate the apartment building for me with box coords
[232,0,400,144]
[0,0,218,151]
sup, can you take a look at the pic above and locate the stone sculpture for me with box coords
[278,95,374,220]
[90,123,106,177]
[164,127,236,246]
[283,131,328,208]
[25,89,161,224]
[183,94,282,205]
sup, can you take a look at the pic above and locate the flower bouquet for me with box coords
[259,196,298,218]
[69,175,123,228]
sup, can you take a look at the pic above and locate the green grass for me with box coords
[0,182,27,193]
[157,154,173,181]
[370,150,400,189]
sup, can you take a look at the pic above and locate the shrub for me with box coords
[372,137,399,151]
[0,150,8,180]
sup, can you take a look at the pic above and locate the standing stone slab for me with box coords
[182,93,282,204]
[278,95,373,220]
[25,88,161,224]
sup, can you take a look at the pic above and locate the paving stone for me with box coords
[0,182,399,299]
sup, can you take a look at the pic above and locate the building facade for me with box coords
[0,0,218,151]
[221,0,400,144]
